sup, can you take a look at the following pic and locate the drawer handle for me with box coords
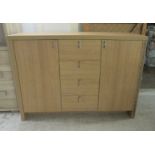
[0,90,7,97]
[77,61,80,68]
[77,40,81,48]
[102,40,106,48]
[77,96,81,103]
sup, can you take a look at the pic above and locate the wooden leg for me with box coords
[127,110,136,118]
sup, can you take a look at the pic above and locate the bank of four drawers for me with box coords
[59,40,101,111]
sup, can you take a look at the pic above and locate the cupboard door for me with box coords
[99,40,143,111]
[13,40,61,112]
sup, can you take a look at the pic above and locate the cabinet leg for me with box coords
[127,111,136,118]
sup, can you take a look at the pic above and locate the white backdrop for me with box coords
[3,23,79,35]
[22,23,79,32]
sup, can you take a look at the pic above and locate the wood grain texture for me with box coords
[59,40,101,60]
[60,60,100,80]
[13,40,61,113]
[141,24,147,35]
[8,41,24,119]
[99,40,143,111]
[62,95,98,111]
[8,32,147,41]
[59,40,101,111]
[61,79,99,95]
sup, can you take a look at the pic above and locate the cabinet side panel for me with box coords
[99,40,143,111]
[8,40,25,119]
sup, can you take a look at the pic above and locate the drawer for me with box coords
[0,81,16,99]
[62,95,98,111]
[0,47,8,51]
[61,79,99,95]
[0,51,10,65]
[60,60,100,79]
[0,99,17,110]
[59,40,101,60]
[0,65,12,81]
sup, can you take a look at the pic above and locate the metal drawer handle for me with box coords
[102,40,106,48]
[77,96,81,103]
[77,40,81,48]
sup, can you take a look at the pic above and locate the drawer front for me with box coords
[0,99,17,110]
[60,60,100,79]
[0,51,10,65]
[62,95,98,111]
[61,79,99,95]
[0,65,12,81]
[59,40,100,111]
[0,71,12,81]
[59,40,101,60]
[0,81,16,99]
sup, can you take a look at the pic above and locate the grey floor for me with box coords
[141,66,155,88]
[0,89,155,131]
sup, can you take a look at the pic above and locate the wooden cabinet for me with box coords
[8,32,147,120]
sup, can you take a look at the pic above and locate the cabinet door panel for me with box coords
[99,40,143,111]
[14,40,61,112]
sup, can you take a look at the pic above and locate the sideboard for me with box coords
[8,32,147,120]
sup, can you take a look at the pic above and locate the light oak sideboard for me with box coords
[8,32,147,120]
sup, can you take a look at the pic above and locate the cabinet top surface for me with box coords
[8,32,147,41]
